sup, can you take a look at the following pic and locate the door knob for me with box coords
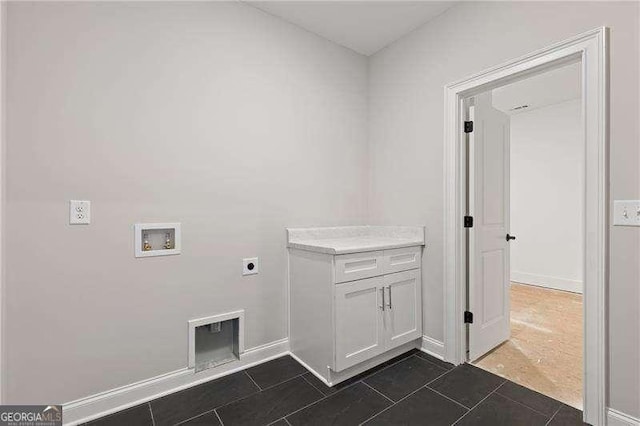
[506,234,516,241]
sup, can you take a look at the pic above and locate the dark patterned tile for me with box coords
[428,363,505,408]
[376,349,420,368]
[301,373,357,396]
[150,371,259,425]
[496,381,562,417]
[364,387,468,426]
[85,404,153,426]
[456,393,548,426]
[178,410,221,425]
[548,404,587,425]
[363,355,446,401]
[414,351,455,370]
[217,377,322,426]
[299,349,415,396]
[268,420,290,426]
[245,355,307,389]
[287,382,391,426]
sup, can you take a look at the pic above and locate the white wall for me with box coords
[509,99,583,294]
[368,1,639,418]
[4,1,640,420]
[4,2,368,404]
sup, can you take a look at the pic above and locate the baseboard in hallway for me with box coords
[511,271,582,294]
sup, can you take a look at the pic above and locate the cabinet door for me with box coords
[384,269,422,349]
[334,277,385,371]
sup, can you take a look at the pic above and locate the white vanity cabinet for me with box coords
[334,265,422,372]
[287,226,424,387]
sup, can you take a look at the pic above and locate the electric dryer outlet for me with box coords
[243,258,259,275]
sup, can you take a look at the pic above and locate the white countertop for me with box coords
[286,226,425,255]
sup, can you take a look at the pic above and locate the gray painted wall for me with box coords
[4,2,368,403]
[3,0,639,419]
[367,1,639,417]
[510,99,584,292]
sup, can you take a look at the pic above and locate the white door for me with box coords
[384,269,422,349]
[334,276,385,371]
[468,92,512,361]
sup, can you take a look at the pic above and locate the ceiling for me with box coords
[492,62,582,115]
[246,1,457,56]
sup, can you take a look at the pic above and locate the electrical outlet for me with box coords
[69,200,91,225]
[613,200,640,226]
[243,258,259,276]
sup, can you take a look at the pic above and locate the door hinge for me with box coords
[464,121,474,133]
[464,311,474,324]
[464,216,473,228]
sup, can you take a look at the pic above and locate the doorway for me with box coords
[443,28,608,426]
[467,62,584,410]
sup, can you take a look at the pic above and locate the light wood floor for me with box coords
[474,282,583,409]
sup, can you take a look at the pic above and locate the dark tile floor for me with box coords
[84,350,588,426]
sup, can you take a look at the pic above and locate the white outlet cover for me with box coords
[613,200,640,226]
[69,200,91,225]
[243,258,259,275]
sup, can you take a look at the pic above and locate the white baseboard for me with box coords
[607,408,640,426]
[511,271,582,294]
[288,351,330,387]
[63,338,289,425]
[420,335,445,360]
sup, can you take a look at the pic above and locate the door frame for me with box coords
[443,27,608,425]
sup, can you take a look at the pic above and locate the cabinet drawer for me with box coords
[334,251,384,283]
[382,247,421,274]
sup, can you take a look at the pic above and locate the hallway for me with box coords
[474,283,583,409]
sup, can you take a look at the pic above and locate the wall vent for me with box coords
[188,310,244,373]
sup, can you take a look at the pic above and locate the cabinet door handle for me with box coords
[387,286,392,310]
[380,287,385,311]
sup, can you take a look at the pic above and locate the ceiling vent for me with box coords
[510,104,530,111]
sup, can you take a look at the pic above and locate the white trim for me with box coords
[188,310,245,369]
[443,27,608,426]
[288,351,331,387]
[607,409,640,426]
[62,337,289,425]
[511,272,582,294]
[420,335,445,360]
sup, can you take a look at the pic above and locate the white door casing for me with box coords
[444,28,608,425]
[334,276,385,371]
[468,93,511,361]
[385,269,422,348]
